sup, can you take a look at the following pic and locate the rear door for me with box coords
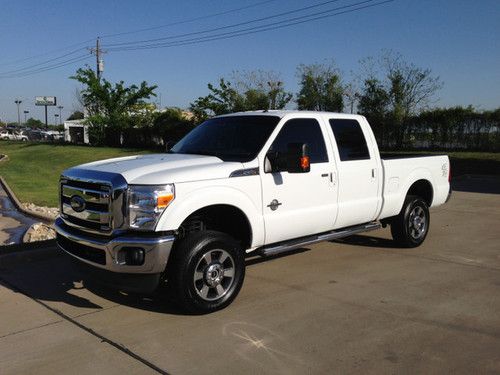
[327,118,380,228]
[260,117,338,244]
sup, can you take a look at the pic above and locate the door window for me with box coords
[267,118,328,171]
[329,119,370,161]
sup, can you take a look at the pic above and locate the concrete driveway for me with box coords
[1,176,499,374]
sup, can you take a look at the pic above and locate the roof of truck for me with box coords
[216,110,364,119]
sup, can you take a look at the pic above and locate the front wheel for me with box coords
[167,230,245,314]
[390,195,430,248]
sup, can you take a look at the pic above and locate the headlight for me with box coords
[127,184,175,230]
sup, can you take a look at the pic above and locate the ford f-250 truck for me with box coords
[55,111,451,313]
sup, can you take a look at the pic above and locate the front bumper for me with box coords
[54,217,175,275]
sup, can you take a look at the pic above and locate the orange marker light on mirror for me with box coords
[300,156,310,171]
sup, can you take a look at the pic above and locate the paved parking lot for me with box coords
[1,177,499,374]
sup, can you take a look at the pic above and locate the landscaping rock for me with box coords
[22,203,59,220]
[23,223,56,243]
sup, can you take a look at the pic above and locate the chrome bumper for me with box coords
[54,217,175,274]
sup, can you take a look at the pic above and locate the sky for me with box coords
[0,0,498,123]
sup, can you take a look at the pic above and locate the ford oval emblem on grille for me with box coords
[70,195,86,212]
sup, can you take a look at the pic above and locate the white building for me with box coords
[64,120,89,144]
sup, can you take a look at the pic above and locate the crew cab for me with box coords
[55,111,451,313]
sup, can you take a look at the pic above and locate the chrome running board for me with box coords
[258,222,381,257]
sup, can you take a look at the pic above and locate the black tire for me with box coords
[167,230,245,314]
[390,195,430,248]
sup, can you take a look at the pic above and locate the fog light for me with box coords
[118,247,145,266]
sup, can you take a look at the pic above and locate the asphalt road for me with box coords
[0,176,499,374]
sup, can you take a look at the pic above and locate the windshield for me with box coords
[170,115,280,162]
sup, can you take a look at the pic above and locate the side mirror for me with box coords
[286,143,310,173]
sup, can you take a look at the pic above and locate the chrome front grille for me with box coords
[59,169,128,235]
[61,181,112,232]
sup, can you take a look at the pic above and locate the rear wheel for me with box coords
[167,230,245,314]
[391,195,430,247]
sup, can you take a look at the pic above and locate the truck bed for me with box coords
[378,154,450,220]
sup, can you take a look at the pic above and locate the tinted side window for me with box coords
[268,118,328,165]
[329,119,370,161]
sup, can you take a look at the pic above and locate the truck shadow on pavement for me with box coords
[332,234,400,249]
[0,252,186,314]
[0,248,311,315]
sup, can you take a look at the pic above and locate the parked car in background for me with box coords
[0,129,28,141]
[43,130,64,142]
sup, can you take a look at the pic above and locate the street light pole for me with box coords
[14,99,22,126]
[54,114,59,126]
[57,105,63,125]
[23,110,29,124]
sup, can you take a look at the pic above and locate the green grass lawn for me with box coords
[0,141,153,207]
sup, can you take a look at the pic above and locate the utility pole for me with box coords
[57,105,64,124]
[14,99,22,126]
[90,37,105,80]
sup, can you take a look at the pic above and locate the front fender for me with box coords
[155,185,264,248]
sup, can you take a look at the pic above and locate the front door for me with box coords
[260,117,338,245]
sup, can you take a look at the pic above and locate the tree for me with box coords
[153,107,194,147]
[358,51,443,147]
[190,71,292,122]
[67,111,84,121]
[190,79,244,121]
[71,67,157,145]
[357,78,390,145]
[232,70,293,110]
[296,63,344,112]
[25,117,45,129]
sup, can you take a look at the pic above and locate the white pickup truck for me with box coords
[55,111,451,313]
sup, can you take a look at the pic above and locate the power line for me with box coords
[0,0,394,79]
[99,0,281,39]
[0,0,279,70]
[0,55,91,79]
[0,39,93,67]
[107,0,392,52]
[0,47,87,75]
[103,0,346,48]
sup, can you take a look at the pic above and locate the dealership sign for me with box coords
[35,96,57,106]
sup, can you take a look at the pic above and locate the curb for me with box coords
[0,175,55,224]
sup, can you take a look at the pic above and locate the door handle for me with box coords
[321,173,329,178]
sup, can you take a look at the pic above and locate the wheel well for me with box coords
[407,179,433,206]
[178,205,252,250]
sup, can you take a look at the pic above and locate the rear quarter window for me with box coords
[329,119,370,161]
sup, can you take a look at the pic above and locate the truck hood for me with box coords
[76,153,243,184]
